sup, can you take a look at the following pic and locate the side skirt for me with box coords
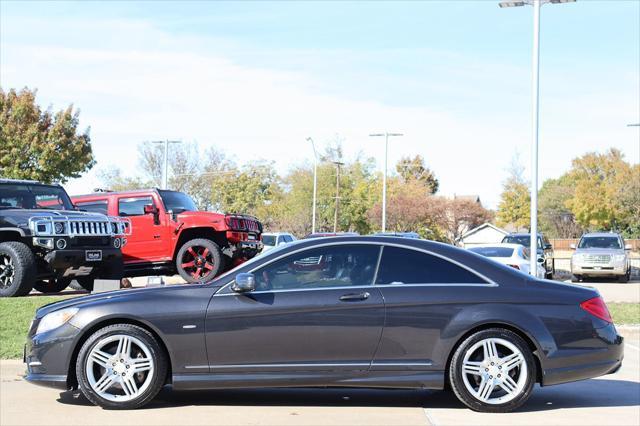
[172,370,445,391]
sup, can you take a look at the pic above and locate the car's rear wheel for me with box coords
[449,328,536,413]
[176,238,222,283]
[76,324,167,409]
[571,274,582,282]
[618,270,630,283]
[33,278,71,294]
[76,277,95,292]
[0,241,36,297]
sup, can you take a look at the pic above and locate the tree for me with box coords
[0,87,94,183]
[565,148,632,231]
[396,155,439,194]
[616,164,640,237]
[496,159,530,231]
[538,176,582,238]
[439,198,494,244]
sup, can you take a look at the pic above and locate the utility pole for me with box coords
[307,137,318,234]
[332,161,344,233]
[369,132,403,232]
[151,140,181,189]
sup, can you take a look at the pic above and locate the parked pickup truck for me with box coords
[71,189,263,283]
[0,179,128,297]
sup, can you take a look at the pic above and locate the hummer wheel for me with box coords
[0,241,36,297]
[33,278,71,294]
[176,238,222,283]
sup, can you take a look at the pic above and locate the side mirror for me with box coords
[538,257,545,264]
[570,243,576,250]
[625,244,632,251]
[231,273,256,293]
[143,204,158,215]
[544,243,553,250]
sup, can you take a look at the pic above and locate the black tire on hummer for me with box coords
[0,241,37,297]
[33,278,72,294]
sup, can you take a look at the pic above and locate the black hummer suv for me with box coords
[0,179,128,297]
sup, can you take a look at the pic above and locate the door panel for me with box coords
[118,196,171,262]
[205,243,385,373]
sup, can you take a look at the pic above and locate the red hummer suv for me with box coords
[71,189,262,283]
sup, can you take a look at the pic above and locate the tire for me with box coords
[76,324,167,409]
[571,274,582,283]
[33,278,71,294]
[175,238,223,283]
[449,328,536,413]
[618,270,630,283]
[0,241,36,297]
[76,277,95,292]
[69,280,85,291]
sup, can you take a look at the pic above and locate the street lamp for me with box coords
[369,132,403,232]
[307,137,318,234]
[499,0,575,276]
[331,161,345,233]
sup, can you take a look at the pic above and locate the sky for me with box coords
[1,0,638,209]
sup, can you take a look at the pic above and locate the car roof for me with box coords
[72,188,161,198]
[469,243,524,250]
[580,232,621,238]
[504,232,543,237]
[0,179,62,187]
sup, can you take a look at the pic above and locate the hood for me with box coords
[34,286,179,319]
[0,209,108,228]
[574,247,625,255]
[176,210,225,222]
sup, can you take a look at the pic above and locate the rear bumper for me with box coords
[542,323,624,386]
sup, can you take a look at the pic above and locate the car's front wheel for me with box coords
[76,324,167,409]
[449,328,536,413]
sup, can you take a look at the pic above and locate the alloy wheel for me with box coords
[85,334,155,402]
[180,246,216,280]
[0,254,15,290]
[461,337,528,405]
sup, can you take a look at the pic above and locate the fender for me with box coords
[0,227,27,237]
[432,303,557,370]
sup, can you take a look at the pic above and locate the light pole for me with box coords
[369,132,403,232]
[499,0,575,276]
[151,140,181,189]
[307,137,318,234]
[332,161,344,233]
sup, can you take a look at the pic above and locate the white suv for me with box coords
[261,232,297,252]
[571,232,631,283]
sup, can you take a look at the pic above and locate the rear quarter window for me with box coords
[76,200,109,215]
[376,246,487,284]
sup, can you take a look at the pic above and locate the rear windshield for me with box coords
[469,247,514,258]
[262,235,276,246]
[578,236,622,249]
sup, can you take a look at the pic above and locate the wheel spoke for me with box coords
[501,352,524,372]
[201,248,209,258]
[130,358,152,373]
[483,339,498,360]
[181,261,195,268]
[89,349,111,367]
[193,267,202,279]
[187,247,197,258]
[462,360,483,376]
[203,262,214,271]
[476,377,495,401]
[121,376,139,397]
[500,375,518,395]
[94,372,117,393]
[116,336,131,358]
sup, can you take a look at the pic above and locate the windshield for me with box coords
[262,235,277,246]
[578,236,622,249]
[0,183,74,210]
[469,247,514,258]
[158,190,198,213]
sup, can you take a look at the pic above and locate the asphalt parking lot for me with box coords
[1,331,638,426]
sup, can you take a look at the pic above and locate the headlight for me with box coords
[613,254,626,262]
[573,253,584,262]
[36,307,79,335]
[54,222,65,234]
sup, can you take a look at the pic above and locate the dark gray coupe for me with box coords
[25,236,623,412]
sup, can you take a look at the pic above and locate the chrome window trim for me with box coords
[214,241,496,296]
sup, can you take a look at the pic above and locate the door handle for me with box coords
[339,292,370,302]
[153,235,161,239]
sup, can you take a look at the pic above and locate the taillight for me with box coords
[580,297,612,323]
[507,264,520,270]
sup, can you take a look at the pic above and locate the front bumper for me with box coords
[43,247,123,279]
[571,262,627,277]
[542,323,624,386]
[23,322,82,390]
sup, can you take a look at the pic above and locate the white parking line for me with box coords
[625,343,640,351]
[424,408,438,426]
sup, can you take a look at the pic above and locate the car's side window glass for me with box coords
[253,244,380,291]
[118,197,154,216]
[376,246,486,284]
[76,200,108,215]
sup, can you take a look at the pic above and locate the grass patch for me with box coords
[0,295,78,359]
[609,302,640,325]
